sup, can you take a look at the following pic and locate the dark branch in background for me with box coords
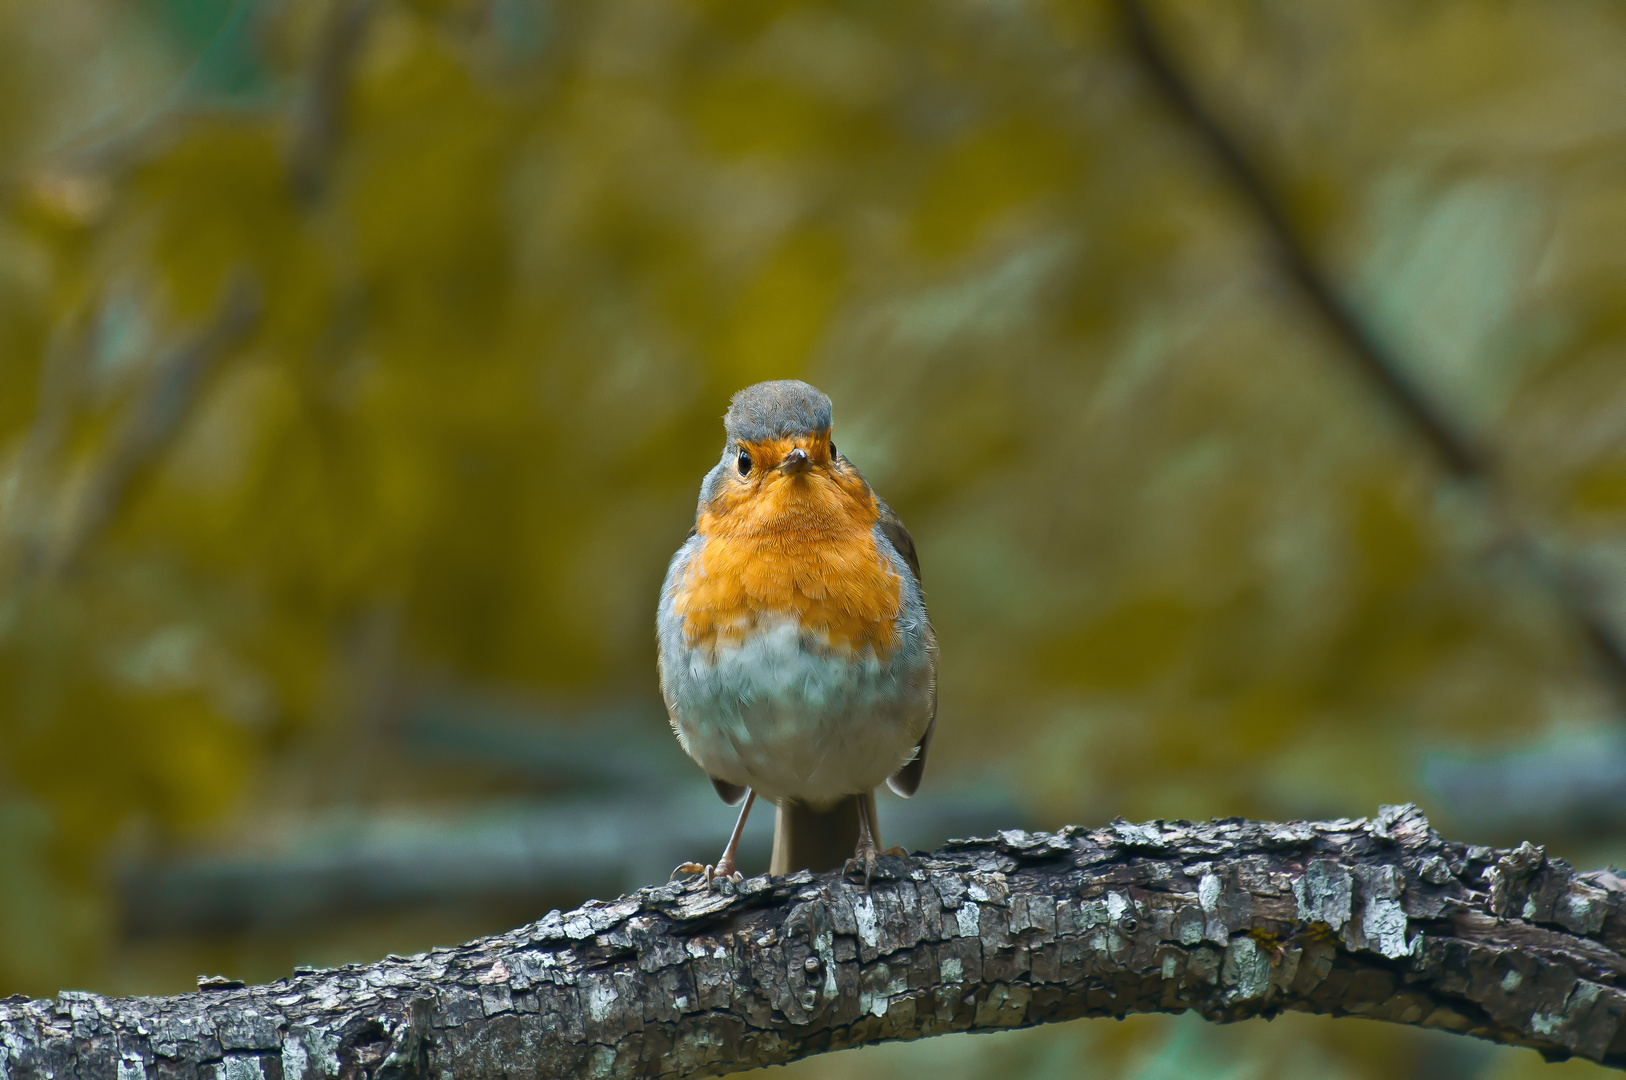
[1425,731,1626,840]
[288,0,380,201]
[1120,0,1480,478]
[118,696,1017,936]
[11,808,1626,1079]
[116,787,1015,937]
[1118,0,1626,702]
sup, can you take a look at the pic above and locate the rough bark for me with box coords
[8,806,1626,1079]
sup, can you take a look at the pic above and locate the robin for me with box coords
[658,380,937,881]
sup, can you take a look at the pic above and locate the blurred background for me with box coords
[2,0,1626,1076]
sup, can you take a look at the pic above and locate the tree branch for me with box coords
[7,807,1626,1077]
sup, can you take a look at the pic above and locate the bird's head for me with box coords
[700,380,874,532]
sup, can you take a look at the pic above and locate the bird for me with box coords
[657,380,937,882]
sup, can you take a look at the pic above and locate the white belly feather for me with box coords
[656,530,935,809]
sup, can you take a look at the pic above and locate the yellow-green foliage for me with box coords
[3,0,1626,1075]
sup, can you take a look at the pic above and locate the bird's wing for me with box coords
[662,529,736,804]
[878,498,935,798]
[710,776,748,805]
[886,702,934,798]
[875,497,920,582]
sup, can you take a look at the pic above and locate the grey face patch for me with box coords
[724,380,833,444]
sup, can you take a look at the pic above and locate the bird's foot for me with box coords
[669,861,743,889]
[842,836,882,888]
[843,845,912,888]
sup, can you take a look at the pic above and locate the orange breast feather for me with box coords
[676,436,901,657]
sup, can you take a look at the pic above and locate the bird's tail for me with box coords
[770,791,877,875]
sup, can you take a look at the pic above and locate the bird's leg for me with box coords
[671,789,756,885]
[713,788,755,879]
[843,793,880,887]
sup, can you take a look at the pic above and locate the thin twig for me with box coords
[49,278,260,576]
[287,0,381,201]
[0,322,90,583]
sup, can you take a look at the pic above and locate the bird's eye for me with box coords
[736,449,752,476]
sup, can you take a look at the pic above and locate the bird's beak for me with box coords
[780,447,811,474]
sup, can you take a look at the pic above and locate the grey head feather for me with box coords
[724,380,832,444]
